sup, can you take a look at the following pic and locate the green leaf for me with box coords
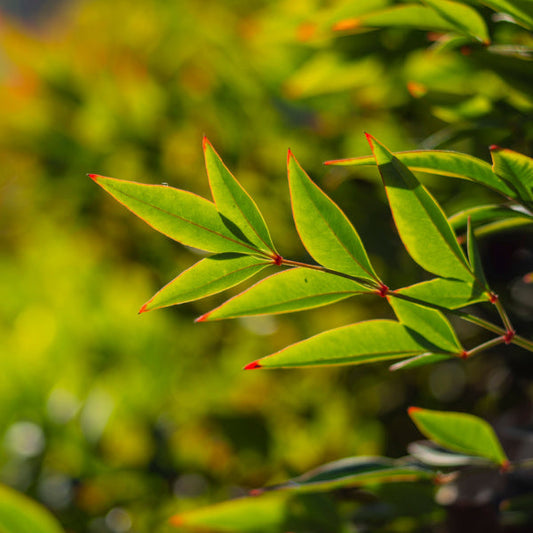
[490,145,533,204]
[332,3,489,42]
[466,218,490,291]
[449,204,533,233]
[140,254,272,313]
[203,138,277,255]
[90,175,261,255]
[0,484,65,533]
[408,407,508,466]
[197,268,371,321]
[408,441,492,467]
[423,0,489,43]
[388,294,463,354]
[287,151,380,283]
[325,150,516,199]
[245,320,438,369]
[258,456,435,494]
[475,0,533,29]
[390,353,452,371]
[366,135,473,280]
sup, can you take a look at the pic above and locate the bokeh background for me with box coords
[1,0,532,531]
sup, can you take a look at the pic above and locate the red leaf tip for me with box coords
[169,515,184,526]
[88,174,99,181]
[138,303,149,314]
[489,144,502,151]
[408,406,421,415]
[195,313,209,323]
[287,148,294,165]
[249,488,264,496]
[244,360,262,370]
[202,135,212,150]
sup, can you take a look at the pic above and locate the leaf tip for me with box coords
[249,488,264,496]
[489,144,502,152]
[332,18,360,32]
[169,514,184,526]
[88,174,99,182]
[500,459,511,473]
[203,135,213,151]
[195,313,210,323]
[138,303,149,314]
[287,148,294,165]
[408,406,422,416]
[244,360,262,370]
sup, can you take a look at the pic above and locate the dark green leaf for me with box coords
[490,146,533,204]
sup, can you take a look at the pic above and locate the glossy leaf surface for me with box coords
[247,320,438,369]
[366,135,473,280]
[140,254,271,313]
[204,138,277,255]
[326,150,516,199]
[408,407,508,466]
[449,204,532,233]
[90,175,259,254]
[288,151,379,282]
[198,268,370,321]
[490,146,533,204]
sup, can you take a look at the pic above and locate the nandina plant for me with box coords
[91,134,533,531]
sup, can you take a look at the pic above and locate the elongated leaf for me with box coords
[449,204,532,233]
[475,0,533,29]
[395,278,488,310]
[197,268,371,321]
[288,151,380,283]
[0,484,65,533]
[423,0,489,43]
[204,138,277,255]
[408,407,508,466]
[467,218,490,291]
[388,295,463,354]
[333,3,488,42]
[140,254,271,313]
[408,441,491,467]
[366,135,473,280]
[257,456,435,494]
[490,146,533,204]
[325,150,516,199]
[390,353,452,371]
[468,217,533,238]
[90,175,260,254]
[245,320,440,369]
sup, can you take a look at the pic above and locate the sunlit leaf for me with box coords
[245,320,443,369]
[490,145,533,204]
[325,150,516,199]
[288,151,380,283]
[140,254,272,313]
[197,268,371,321]
[474,0,533,29]
[366,135,473,280]
[448,204,533,233]
[204,138,277,255]
[408,407,508,466]
[90,175,261,255]
[0,484,65,533]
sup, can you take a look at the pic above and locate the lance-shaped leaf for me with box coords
[255,456,435,494]
[490,145,533,204]
[197,268,371,321]
[90,175,259,254]
[204,138,277,255]
[408,407,508,466]
[387,294,463,354]
[466,218,490,292]
[332,2,489,42]
[244,320,440,369]
[139,254,272,313]
[449,204,532,234]
[474,0,533,29]
[366,135,473,281]
[287,151,380,283]
[326,150,516,200]
[390,353,452,371]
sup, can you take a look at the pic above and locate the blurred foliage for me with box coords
[0,0,532,531]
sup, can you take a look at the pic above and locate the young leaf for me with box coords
[388,294,463,354]
[287,151,380,283]
[366,134,473,281]
[90,175,261,255]
[325,150,516,199]
[449,204,533,234]
[197,268,371,321]
[466,218,490,292]
[245,320,441,369]
[0,484,65,533]
[204,138,277,255]
[408,407,508,466]
[140,253,272,313]
[257,456,435,494]
[490,146,533,204]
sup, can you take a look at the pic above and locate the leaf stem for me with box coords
[491,294,515,335]
[464,336,506,358]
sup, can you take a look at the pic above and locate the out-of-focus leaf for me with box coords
[245,320,443,369]
[0,484,65,533]
[140,254,272,313]
[388,295,463,354]
[326,150,516,199]
[423,0,489,43]
[449,204,533,233]
[197,267,371,321]
[390,353,452,371]
[204,138,277,255]
[366,135,473,281]
[287,151,380,284]
[475,0,533,29]
[90,175,261,254]
[257,456,435,494]
[408,407,508,466]
[408,440,492,467]
[468,217,533,238]
[332,2,489,42]
[490,146,533,204]
[466,218,490,291]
